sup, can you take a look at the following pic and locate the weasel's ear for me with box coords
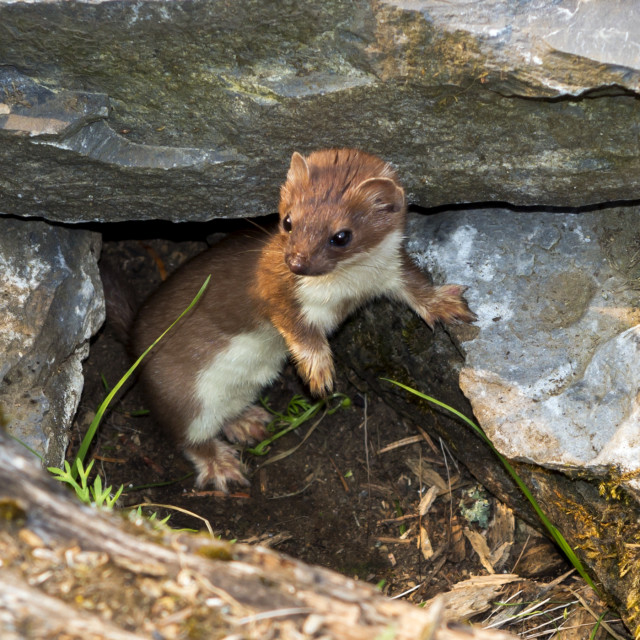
[287,151,310,184]
[354,177,405,214]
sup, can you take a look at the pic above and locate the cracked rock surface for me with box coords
[1,0,640,222]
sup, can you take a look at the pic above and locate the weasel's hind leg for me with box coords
[184,439,249,492]
[184,405,271,492]
[222,404,271,444]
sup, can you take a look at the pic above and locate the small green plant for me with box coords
[383,378,597,592]
[248,392,351,456]
[130,505,172,527]
[48,459,123,509]
[393,500,407,536]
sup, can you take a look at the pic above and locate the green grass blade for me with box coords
[71,275,211,479]
[124,472,194,492]
[248,393,349,456]
[248,401,321,456]
[382,378,597,592]
[107,484,124,508]
[8,434,43,461]
[589,611,606,640]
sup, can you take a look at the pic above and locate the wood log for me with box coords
[0,431,517,640]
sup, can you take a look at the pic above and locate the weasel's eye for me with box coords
[330,229,352,247]
[282,215,292,232]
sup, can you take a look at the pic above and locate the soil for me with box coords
[70,222,625,638]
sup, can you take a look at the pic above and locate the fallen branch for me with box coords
[0,432,518,639]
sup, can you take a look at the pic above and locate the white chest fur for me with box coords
[294,230,405,333]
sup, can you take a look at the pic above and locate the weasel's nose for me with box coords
[285,252,311,275]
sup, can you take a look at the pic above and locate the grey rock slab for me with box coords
[0,217,103,468]
[400,0,640,95]
[407,206,640,500]
[2,1,640,223]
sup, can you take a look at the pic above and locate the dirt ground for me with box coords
[69,222,629,639]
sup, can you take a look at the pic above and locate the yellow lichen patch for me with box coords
[0,498,26,523]
[599,468,640,503]
[625,577,640,640]
[196,543,234,562]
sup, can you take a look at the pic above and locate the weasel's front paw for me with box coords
[296,349,335,397]
[184,439,249,493]
[308,363,335,397]
[417,284,476,328]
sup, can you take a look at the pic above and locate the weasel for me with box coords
[130,149,475,491]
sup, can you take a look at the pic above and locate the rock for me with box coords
[0,217,103,468]
[1,1,640,223]
[406,207,640,501]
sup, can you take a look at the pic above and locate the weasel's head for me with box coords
[278,149,406,277]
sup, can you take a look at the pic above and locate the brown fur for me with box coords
[131,231,268,441]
